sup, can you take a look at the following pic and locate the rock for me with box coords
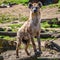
[58,18,60,21]
[6,27,12,32]
[0,3,11,8]
[53,0,59,3]
[57,53,60,57]
[0,28,5,31]
[45,40,60,52]
[45,40,53,49]
[2,40,16,51]
[0,4,7,8]
[11,21,18,24]
[0,55,4,60]
[41,29,46,33]
[2,40,10,51]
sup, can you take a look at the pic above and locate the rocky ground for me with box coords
[0,4,60,60]
[0,38,60,60]
[1,49,60,60]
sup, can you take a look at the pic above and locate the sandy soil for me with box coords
[0,4,60,19]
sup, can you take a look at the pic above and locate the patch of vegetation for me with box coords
[41,18,60,28]
[42,0,60,9]
[49,23,60,28]
[0,35,55,42]
[41,21,50,28]
[48,18,60,28]
[8,20,60,32]
[0,14,19,23]
[0,36,4,38]
[0,36,16,41]
[9,24,22,28]
[0,14,28,23]
[0,0,29,5]
[41,37,55,41]
[20,16,28,21]
[4,36,16,41]
[9,24,22,32]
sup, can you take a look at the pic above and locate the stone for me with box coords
[0,55,4,60]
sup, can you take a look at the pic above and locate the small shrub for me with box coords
[0,0,29,5]
[52,24,60,28]
[41,21,50,28]
[9,24,22,32]
[9,24,22,28]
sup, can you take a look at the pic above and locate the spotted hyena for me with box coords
[16,2,42,58]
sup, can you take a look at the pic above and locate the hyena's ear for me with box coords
[28,2,33,8]
[38,2,42,8]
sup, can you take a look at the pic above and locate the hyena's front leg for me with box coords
[37,35,41,51]
[31,37,37,54]
[37,33,42,56]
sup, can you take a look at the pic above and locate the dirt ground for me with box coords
[0,4,60,19]
[0,4,60,27]
[1,38,60,60]
[0,4,60,60]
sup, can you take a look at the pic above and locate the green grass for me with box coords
[41,18,60,28]
[41,21,50,28]
[9,21,60,32]
[0,35,55,41]
[0,0,29,5]
[41,0,60,9]
[9,24,22,28]
[20,16,28,21]
[0,14,28,23]
[0,35,16,41]
[4,36,16,41]
[0,20,59,32]
[51,24,60,28]
[0,14,19,23]
[41,37,55,41]
[9,24,22,32]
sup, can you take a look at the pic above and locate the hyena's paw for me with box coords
[35,50,42,57]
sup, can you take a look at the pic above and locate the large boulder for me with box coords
[53,0,59,3]
[2,40,16,51]
[2,40,10,51]
[45,40,60,52]
[0,28,5,31]
[0,55,3,60]
[6,27,12,32]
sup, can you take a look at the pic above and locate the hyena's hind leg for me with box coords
[16,38,21,58]
[25,41,30,55]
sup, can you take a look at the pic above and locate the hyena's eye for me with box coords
[28,3,33,8]
[36,7,39,9]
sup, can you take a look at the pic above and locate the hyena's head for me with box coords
[28,2,42,15]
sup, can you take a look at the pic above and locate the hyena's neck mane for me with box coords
[29,11,41,26]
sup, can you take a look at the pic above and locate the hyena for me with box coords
[16,2,42,58]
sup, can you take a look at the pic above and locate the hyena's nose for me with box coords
[33,7,37,13]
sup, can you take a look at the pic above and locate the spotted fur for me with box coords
[16,2,42,57]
